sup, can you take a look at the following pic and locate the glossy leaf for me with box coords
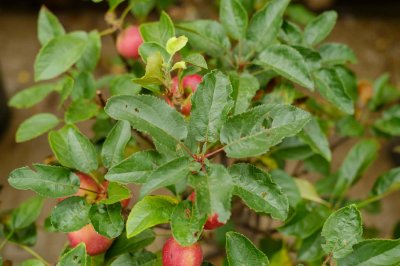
[139,11,174,45]
[220,0,248,40]
[37,6,65,45]
[12,196,44,230]
[16,113,59,143]
[64,99,99,124]
[57,243,86,266]
[370,167,400,197]
[100,182,131,205]
[299,118,331,161]
[106,229,155,259]
[8,164,79,198]
[226,232,269,266]
[321,205,363,259]
[230,72,259,115]
[76,30,101,71]
[270,170,301,208]
[319,43,357,65]
[138,42,170,63]
[101,120,131,169]
[184,53,208,69]
[51,197,91,232]
[303,11,337,46]
[9,84,55,109]
[258,45,314,90]
[229,164,288,220]
[89,203,124,238]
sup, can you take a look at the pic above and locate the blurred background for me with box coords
[0,0,399,264]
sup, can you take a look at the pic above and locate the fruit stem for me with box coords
[16,243,51,266]
[205,146,225,158]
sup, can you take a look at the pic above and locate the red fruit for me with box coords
[68,224,113,256]
[162,237,203,266]
[116,25,143,59]
[98,181,131,208]
[181,98,192,116]
[58,172,99,203]
[170,74,202,96]
[187,192,225,230]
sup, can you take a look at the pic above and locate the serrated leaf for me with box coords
[299,118,331,161]
[89,203,124,238]
[333,139,379,196]
[298,230,325,261]
[12,196,44,230]
[247,0,290,51]
[57,243,86,266]
[279,203,330,239]
[184,53,208,69]
[314,67,354,115]
[319,43,357,65]
[126,195,178,238]
[177,20,231,57]
[34,33,87,81]
[8,164,79,198]
[76,30,101,71]
[189,70,232,144]
[106,229,155,259]
[140,157,191,197]
[139,11,174,45]
[189,164,233,223]
[230,72,259,115]
[64,99,99,124]
[321,205,363,259]
[258,44,314,90]
[270,170,301,208]
[221,104,311,158]
[229,164,288,220]
[226,232,269,266]
[16,113,59,143]
[220,0,248,40]
[101,120,131,168]
[38,6,65,45]
[51,196,91,232]
[303,11,337,46]
[100,182,131,205]
[171,200,205,246]
[105,150,165,184]
[337,239,400,266]
[8,84,55,109]
[105,95,187,152]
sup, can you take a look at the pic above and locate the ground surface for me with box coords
[0,2,400,264]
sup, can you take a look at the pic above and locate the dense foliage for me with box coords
[2,0,400,265]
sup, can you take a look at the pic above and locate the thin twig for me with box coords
[17,244,51,266]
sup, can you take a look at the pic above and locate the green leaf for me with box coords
[138,42,170,63]
[303,11,337,46]
[319,43,357,65]
[64,99,99,124]
[16,113,59,143]
[12,196,44,230]
[335,65,358,101]
[229,164,288,220]
[38,6,65,45]
[337,239,400,266]
[279,21,302,45]
[106,229,155,259]
[166,36,188,55]
[76,30,101,71]
[171,200,205,246]
[299,118,331,161]
[20,259,45,266]
[126,195,178,238]
[337,116,364,137]
[101,120,131,169]
[89,203,124,238]
[258,45,314,90]
[108,0,125,10]
[294,179,327,205]
[130,0,156,20]
[226,232,269,266]
[58,76,74,106]
[321,205,363,259]
[298,230,325,261]
[189,70,232,144]
[34,33,87,81]
[220,0,248,40]
[247,0,290,51]
[177,20,231,57]
[270,170,301,208]
[8,84,55,109]
[57,243,86,266]
[369,74,400,110]
[71,71,96,101]
[184,53,208,69]
[110,251,158,266]
[105,95,187,152]
[230,72,259,115]
[285,4,316,25]
[189,164,233,223]
[314,68,354,115]
[291,45,322,71]
[374,105,400,136]
[333,139,379,196]
[8,164,79,198]
[49,126,98,173]
[221,104,311,158]
[110,74,141,96]
[370,167,400,197]
[51,196,91,232]
[105,150,165,184]
[100,182,131,205]
[279,203,330,239]
[140,157,191,197]
[139,11,174,45]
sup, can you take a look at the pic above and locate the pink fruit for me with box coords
[187,192,225,230]
[116,25,143,59]
[162,237,203,266]
[67,224,113,256]
[170,74,202,116]
[58,172,99,203]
